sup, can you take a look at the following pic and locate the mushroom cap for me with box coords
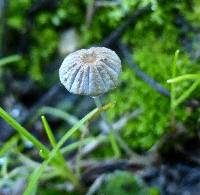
[59,47,121,96]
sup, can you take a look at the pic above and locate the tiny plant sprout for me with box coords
[59,47,121,96]
[59,47,132,157]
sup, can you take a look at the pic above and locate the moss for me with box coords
[106,11,200,151]
[29,28,58,81]
[107,66,170,150]
[97,171,153,195]
[7,0,31,32]
[5,0,200,152]
[181,1,200,27]
[6,0,85,83]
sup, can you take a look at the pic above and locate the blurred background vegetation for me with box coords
[1,0,200,194]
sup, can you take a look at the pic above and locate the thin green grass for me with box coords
[0,102,112,195]
[0,107,76,184]
[41,115,78,185]
[0,55,21,67]
[39,106,78,126]
[168,50,200,110]
[170,50,179,111]
[173,79,200,108]
[24,104,112,195]
[167,73,200,83]
[41,115,57,148]
[0,136,19,157]
[0,107,49,158]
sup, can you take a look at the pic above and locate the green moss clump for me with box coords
[6,0,85,84]
[5,0,200,152]
[181,1,200,27]
[97,171,157,195]
[106,7,200,151]
[107,66,171,150]
[29,28,58,81]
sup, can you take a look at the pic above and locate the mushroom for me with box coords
[59,47,121,96]
[59,47,132,157]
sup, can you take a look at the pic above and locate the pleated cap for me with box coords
[59,47,121,96]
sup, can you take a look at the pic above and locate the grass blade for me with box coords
[174,79,200,108]
[0,107,49,158]
[0,55,21,67]
[0,136,18,157]
[170,50,179,111]
[41,115,78,183]
[24,103,112,195]
[60,136,105,154]
[41,115,57,148]
[39,106,78,125]
[39,106,88,132]
[167,73,200,83]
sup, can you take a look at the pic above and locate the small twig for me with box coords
[101,5,151,47]
[118,43,170,97]
[95,0,120,7]
[20,84,63,125]
[85,0,96,27]
[81,159,147,185]
[28,0,59,16]
[80,139,102,156]
[86,174,105,195]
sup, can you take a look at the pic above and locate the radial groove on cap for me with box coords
[68,65,82,91]
[95,65,107,91]
[104,59,120,74]
[94,65,107,92]
[71,68,84,94]
[98,63,117,87]
[59,47,121,96]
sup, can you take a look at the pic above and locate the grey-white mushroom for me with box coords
[59,47,121,96]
